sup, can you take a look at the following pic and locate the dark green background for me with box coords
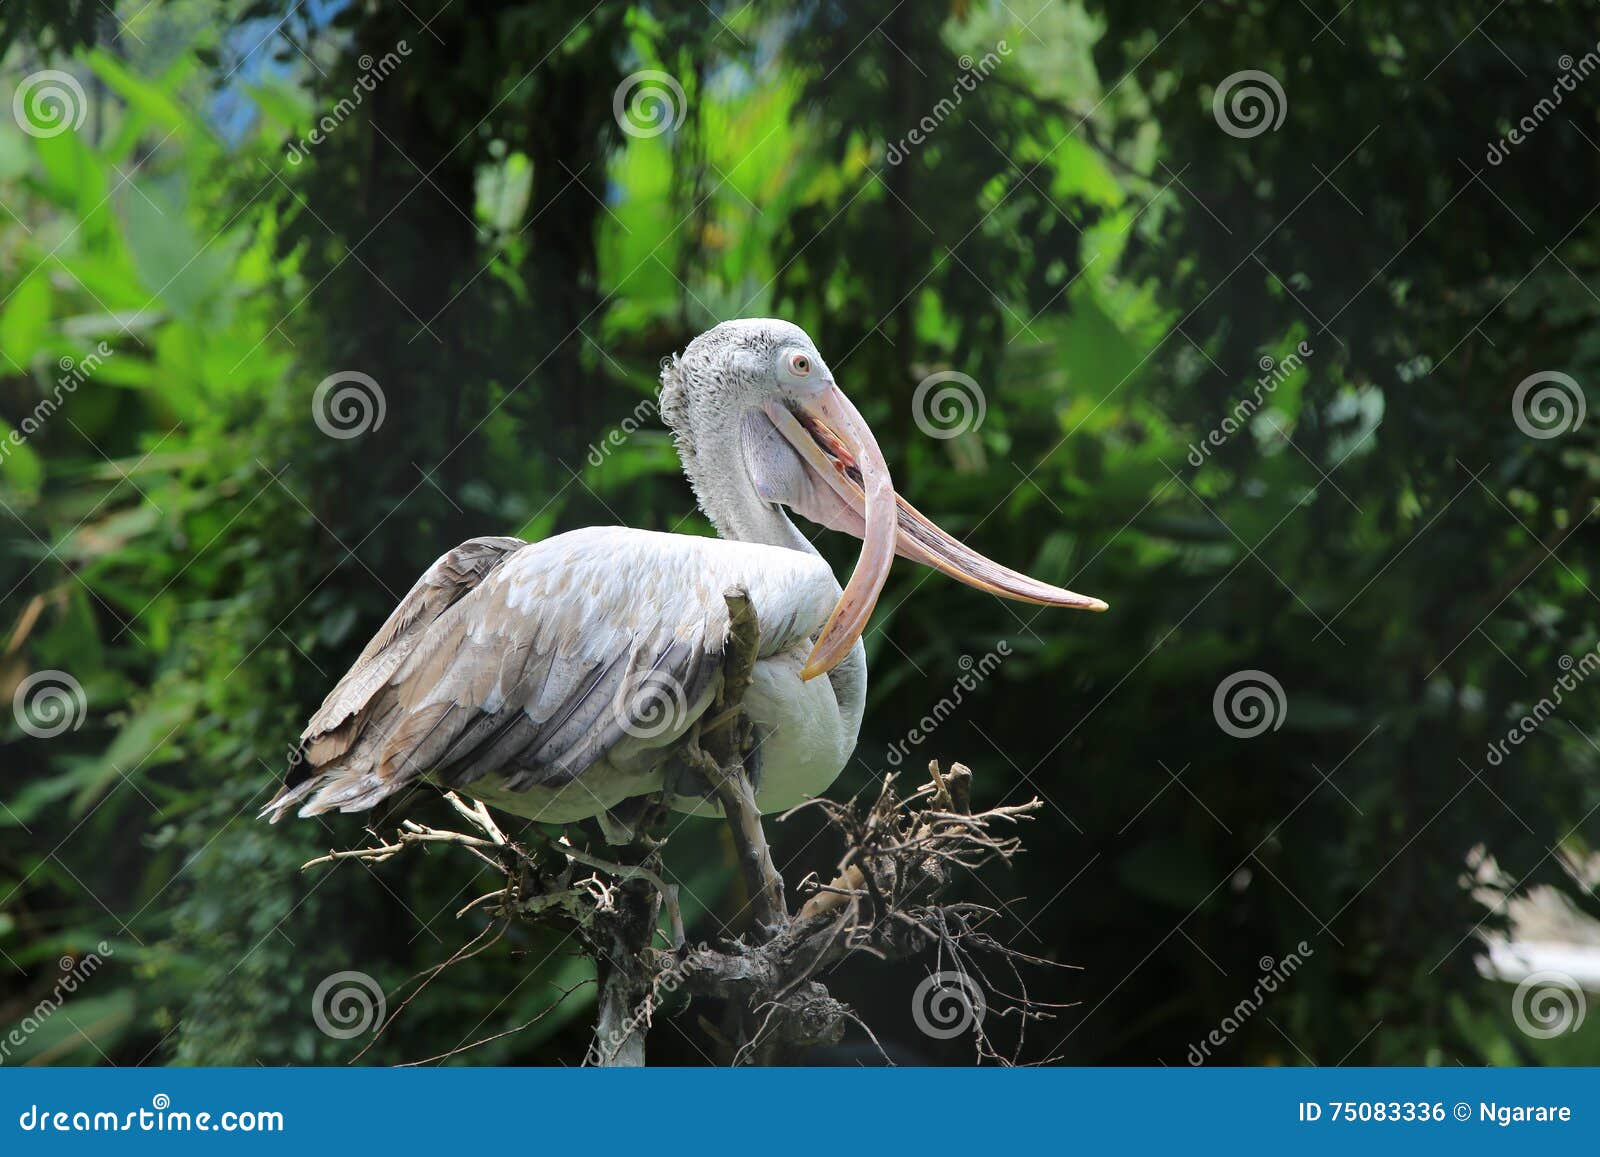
[2,0,1598,1065]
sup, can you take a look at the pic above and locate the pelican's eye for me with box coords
[789,352,811,376]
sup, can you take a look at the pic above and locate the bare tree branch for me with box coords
[301,592,1058,1065]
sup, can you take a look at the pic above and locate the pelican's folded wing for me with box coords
[302,536,528,747]
[260,527,836,822]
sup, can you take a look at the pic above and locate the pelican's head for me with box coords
[661,318,1106,680]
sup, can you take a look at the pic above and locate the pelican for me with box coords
[262,319,1106,836]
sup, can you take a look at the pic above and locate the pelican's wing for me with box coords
[300,536,528,752]
[261,527,835,822]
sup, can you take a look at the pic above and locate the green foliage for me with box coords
[3,0,1597,1066]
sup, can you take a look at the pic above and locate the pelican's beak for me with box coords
[765,387,898,680]
[765,388,1107,680]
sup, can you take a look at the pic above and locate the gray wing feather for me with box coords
[260,532,781,822]
[298,536,526,766]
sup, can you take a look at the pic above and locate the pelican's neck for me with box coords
[674,406,866,735]
[679,412,822,562]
